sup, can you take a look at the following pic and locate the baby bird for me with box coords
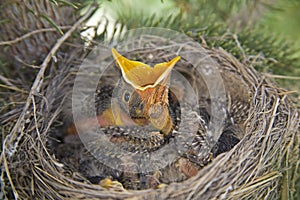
[66,49,191,189]
[67,48,181,135]
[109,48,180,134]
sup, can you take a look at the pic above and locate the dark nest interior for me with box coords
[1,1,299,199]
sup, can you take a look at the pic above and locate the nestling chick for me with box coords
[110,48,180,134]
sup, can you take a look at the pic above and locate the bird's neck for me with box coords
[134,85,173,135]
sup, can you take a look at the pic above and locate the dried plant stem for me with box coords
[0,26,71,46]
[0,83,28,94]
[265,74,300,80]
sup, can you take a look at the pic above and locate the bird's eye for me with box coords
[123,91,131,102]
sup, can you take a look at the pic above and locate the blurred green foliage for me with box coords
[262,0,300,53]
[85,0,299,91]
[258,0,300,91]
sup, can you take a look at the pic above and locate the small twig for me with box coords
[31,95,61,168]
[233,33,247,61]
[277,90,299,95]
[0,26,71,46]
[0,83,28,94]
[0,75,15,87]
[14,57,40,69]
[1,147,19,199]
[265,74,300,80]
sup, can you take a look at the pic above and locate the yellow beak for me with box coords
[112,48,180,90]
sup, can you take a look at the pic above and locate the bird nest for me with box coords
[1,2,299,200]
